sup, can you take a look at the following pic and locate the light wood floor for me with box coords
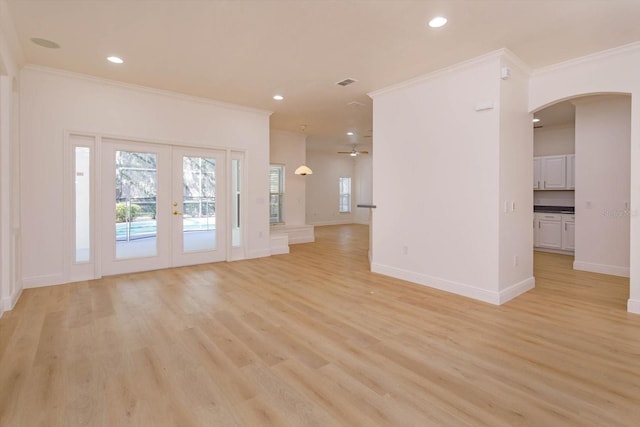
[1,225,639,426]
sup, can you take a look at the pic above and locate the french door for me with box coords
[101,140,226,275]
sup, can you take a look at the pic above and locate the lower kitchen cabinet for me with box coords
[534,212,574,253]
[562,215,575,251]
[535,213,562,249]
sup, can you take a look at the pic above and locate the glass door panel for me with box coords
[115,150,159,259]
[181,156,216,252]
[172,148,225,267]
[102,141,225,275]
[102,140,171,276]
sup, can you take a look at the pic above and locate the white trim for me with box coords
[573,261,630,278]
[1,286,22,313]
[308,220,354,226]
[498,277,535,304]
[270,233,289,255]
[628,298,640,315]
[371,262,503,305]
[534,248,575,256]
[22,274,65,289]
[23,64,273,117]
[67,128,244,154]
[369,48,507,98]
[531,41,640,76]
[270,224,315,244]
[246,249,272,259]
[501,48,532,75]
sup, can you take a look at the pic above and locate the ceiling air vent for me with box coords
[346,101,365,107]
[336,78,358,87]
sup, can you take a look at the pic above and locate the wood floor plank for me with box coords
[1,224,639,426]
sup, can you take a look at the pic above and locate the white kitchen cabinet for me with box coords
[533,158,542,190]
[540,156,567,189]
[534,212,575,253]
[533,155,575,190]
[535,213,563,249]
[566,154,575,190]
[562,214,575,251]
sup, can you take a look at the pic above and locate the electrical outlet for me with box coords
[402,246,408,255]
[513,255,518,266]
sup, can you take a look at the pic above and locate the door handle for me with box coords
[173,210,182,216]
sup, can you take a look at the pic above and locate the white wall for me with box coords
[0,1,22,316]
[534,191,575,207]
[19,66,271,287]
[573,95,631,277]
[529,41,640,314]
[305,151,357,225]
[354,155,373,225]
[269,129,307,226]
[534,125,575,156]
[498,54,535,295]
[369,50,533,304]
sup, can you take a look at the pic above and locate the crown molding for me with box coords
[22,64,273,117]
[532,41,640,77]
[501,48,532,75]
[368,48,511,98]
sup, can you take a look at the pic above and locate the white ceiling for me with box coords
[534,101,575,128]
[7,1,640,152]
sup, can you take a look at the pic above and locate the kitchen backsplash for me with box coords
[534,190,575,207]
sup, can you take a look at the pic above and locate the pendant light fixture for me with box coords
[295,165,313,175]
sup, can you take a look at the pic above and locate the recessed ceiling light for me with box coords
[30,38,60,49]
[273,95,284,101]
[107,56,124,64]
[428,16,448,28]
[346,132,355,136]
[533,118,541,123]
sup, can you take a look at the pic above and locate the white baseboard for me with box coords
[1,286,23,313]
[22,274,65,289]
[288,235,315,244]
[372,263,502,305]
[247,249,272,259]
[371,263,534,305]
[498,277,535,304]
[628,298,640,314]
[308,220,353,226]
[270,233,289,255]
[573,261,630,278]
[270,224,315,245]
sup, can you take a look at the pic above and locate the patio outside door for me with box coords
[101,140,226,275]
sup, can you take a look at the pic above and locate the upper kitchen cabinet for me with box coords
[541,155,566,189]
[533,158,542,190]
[533,154,574,190]
[566,154,575,190]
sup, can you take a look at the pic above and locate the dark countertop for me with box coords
[534,205,575,214]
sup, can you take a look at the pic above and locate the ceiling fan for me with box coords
[338,145,369,157]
